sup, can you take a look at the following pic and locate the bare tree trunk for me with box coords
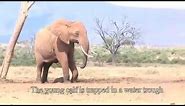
[0,1,35,79]
[112,53,116,66]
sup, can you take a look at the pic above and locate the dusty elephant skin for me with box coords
[34,18,90,83]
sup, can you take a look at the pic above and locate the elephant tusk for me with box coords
[90,51,97,55]
[80,46,93,58]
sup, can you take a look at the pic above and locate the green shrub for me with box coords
[156,53,170,64]
[1,44,185,66]
[91,46,110,66]
[10,46,35,66]
[170,58,185,64]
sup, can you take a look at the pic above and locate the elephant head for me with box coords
[48,19,90,68]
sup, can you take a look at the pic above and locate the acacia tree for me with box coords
[95,17,140,65]
[0,1,35,79]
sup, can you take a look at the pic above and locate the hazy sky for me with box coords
[0,1,185,47]
[108,1,185,10]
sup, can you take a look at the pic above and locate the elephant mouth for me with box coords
[71,39,79,44]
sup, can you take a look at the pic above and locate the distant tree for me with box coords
[95,17,140,65]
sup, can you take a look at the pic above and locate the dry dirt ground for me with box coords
[0,64,185,105]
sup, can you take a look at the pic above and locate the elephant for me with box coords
[34,18,91,83]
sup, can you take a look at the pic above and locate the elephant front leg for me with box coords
[56,52,70,83]
[69,54,78,83]
[69,64,78,83]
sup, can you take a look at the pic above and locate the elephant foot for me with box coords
[63,80,71,84]
[63,76,71,83]
[41,80,48,83]
[41,77,48,83]
[71,79,78,83]
[45,80,49,83]
[36,78,42,83]
[71,80,77,83]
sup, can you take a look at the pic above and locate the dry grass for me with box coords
[0,64,185,104]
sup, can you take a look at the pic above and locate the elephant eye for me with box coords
[74,31,79,37]
[74,34,79,38]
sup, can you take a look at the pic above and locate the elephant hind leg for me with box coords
[36,61,44,83]
[41,62,52,83]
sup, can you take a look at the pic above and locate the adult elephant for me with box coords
[34,18,91,83]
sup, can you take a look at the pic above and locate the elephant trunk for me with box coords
[79,39,89,69]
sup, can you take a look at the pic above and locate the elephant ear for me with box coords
[48,20,71,44]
